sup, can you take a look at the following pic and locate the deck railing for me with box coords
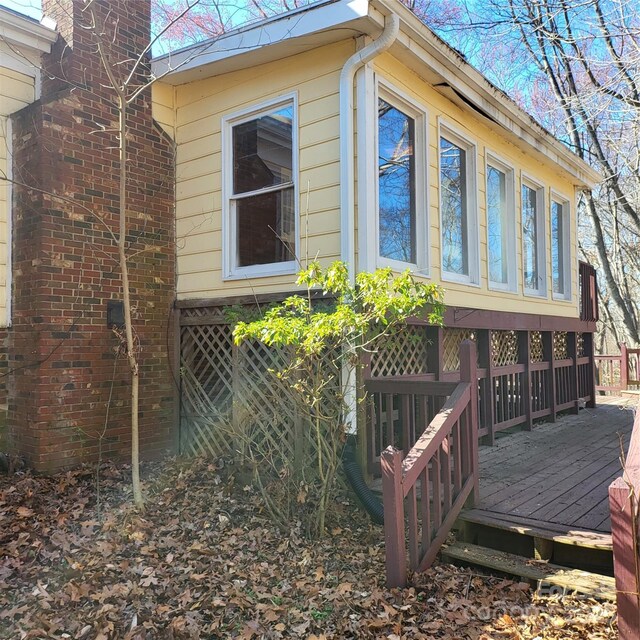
[366,328,595,469]
[609,400,640,639]
[579,261,599,322]
[374,340,479,588]
[595,344,640,394]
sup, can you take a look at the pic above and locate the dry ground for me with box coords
[0,457,617,639]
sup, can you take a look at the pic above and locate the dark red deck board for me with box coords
[473,397,636,535]
[572,493,617,532]
[483,434,625,514]
[536,464,622,524]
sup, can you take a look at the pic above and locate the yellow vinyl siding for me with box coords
[373,53,580,318]
[0,66,36,327]
[151,82,176,139]
[163,38,582,318]
[0,66,34,114]
[169,39,352,298]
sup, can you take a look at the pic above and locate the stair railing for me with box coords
[379,340,479,588]
[609,398,640,639]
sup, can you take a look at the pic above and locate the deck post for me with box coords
[609,476,640,639]
[460,340,479,505]
[427,326,444,380]
[231,341,241,439]
[381,446,407,588]
[584,332,596,408]
[543,331,557,422]
[171,304,182,454]
[568,332,579,414]
[478,329,495,445]
[621,343,629,392]
[518,331,533,431]
[354,365,370,478]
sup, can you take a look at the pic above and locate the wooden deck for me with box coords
[459,396,636,558]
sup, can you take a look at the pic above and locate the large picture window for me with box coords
[486,157,516,291]
[521,180,546,295]
[551,197,570,298]
[375,84,427,271]
[439,127,477,283]
[378,98,416,264]
[224,97,297,278]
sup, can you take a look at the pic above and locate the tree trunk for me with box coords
[117,96,144,508]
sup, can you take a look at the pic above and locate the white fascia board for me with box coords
[370,0,601,190]
[152,0,370,84]
[0,7,57,56]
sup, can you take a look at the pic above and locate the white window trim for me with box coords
[221,93,299,281]
[551,190,572,302]
[485,152,517,294]
[520,173,547,298]
[374,79,429,275]
[437,119,480,286]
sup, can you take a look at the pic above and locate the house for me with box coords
[0,0,599,472]
[150,0,600,460]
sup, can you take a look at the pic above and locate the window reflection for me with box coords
[487,165,508,285]
[552,201,565,295]
[230,104,295,268]
[522,184,539,291]
[440,137,468,276]
[378,98,416,263]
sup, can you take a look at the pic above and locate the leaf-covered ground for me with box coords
[0,458,617,639]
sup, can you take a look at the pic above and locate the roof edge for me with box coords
[151,0,601,189]
[153,0,340,63]
[151,0,368,82]
[0,5,58,54]
[371,0,601,188]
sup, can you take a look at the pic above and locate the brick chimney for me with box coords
[8,0,176,470]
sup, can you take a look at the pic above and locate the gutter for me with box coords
[339,12,399,283]
[370,0,600,188]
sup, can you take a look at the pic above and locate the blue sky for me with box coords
[0,0,41,19]
[0,0,272,55]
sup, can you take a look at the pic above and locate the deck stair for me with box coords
[441,541,616,601]
[454,507,614,575]
[457,507,612,551]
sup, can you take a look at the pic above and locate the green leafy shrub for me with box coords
[232,261,444,537]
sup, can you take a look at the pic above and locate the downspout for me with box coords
[334,13,399,522]
[339,12,400,282]
[339,13,400,435]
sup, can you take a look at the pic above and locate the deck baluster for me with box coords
[377,341,479,587]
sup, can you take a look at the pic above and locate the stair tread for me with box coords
[458,508,612,550]
[441,541,616,600]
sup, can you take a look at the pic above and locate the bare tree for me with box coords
[0,0,232,506]
[425,0,640,348]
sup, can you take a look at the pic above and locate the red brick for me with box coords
[6,0,176,472]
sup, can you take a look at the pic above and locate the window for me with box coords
[375,85,427,270]
[378,98,416,263]
[551,197,571,298]
[486,157,516,290]
[439,127,478,282]
[521,180,546,295]
[224,97,297,278]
